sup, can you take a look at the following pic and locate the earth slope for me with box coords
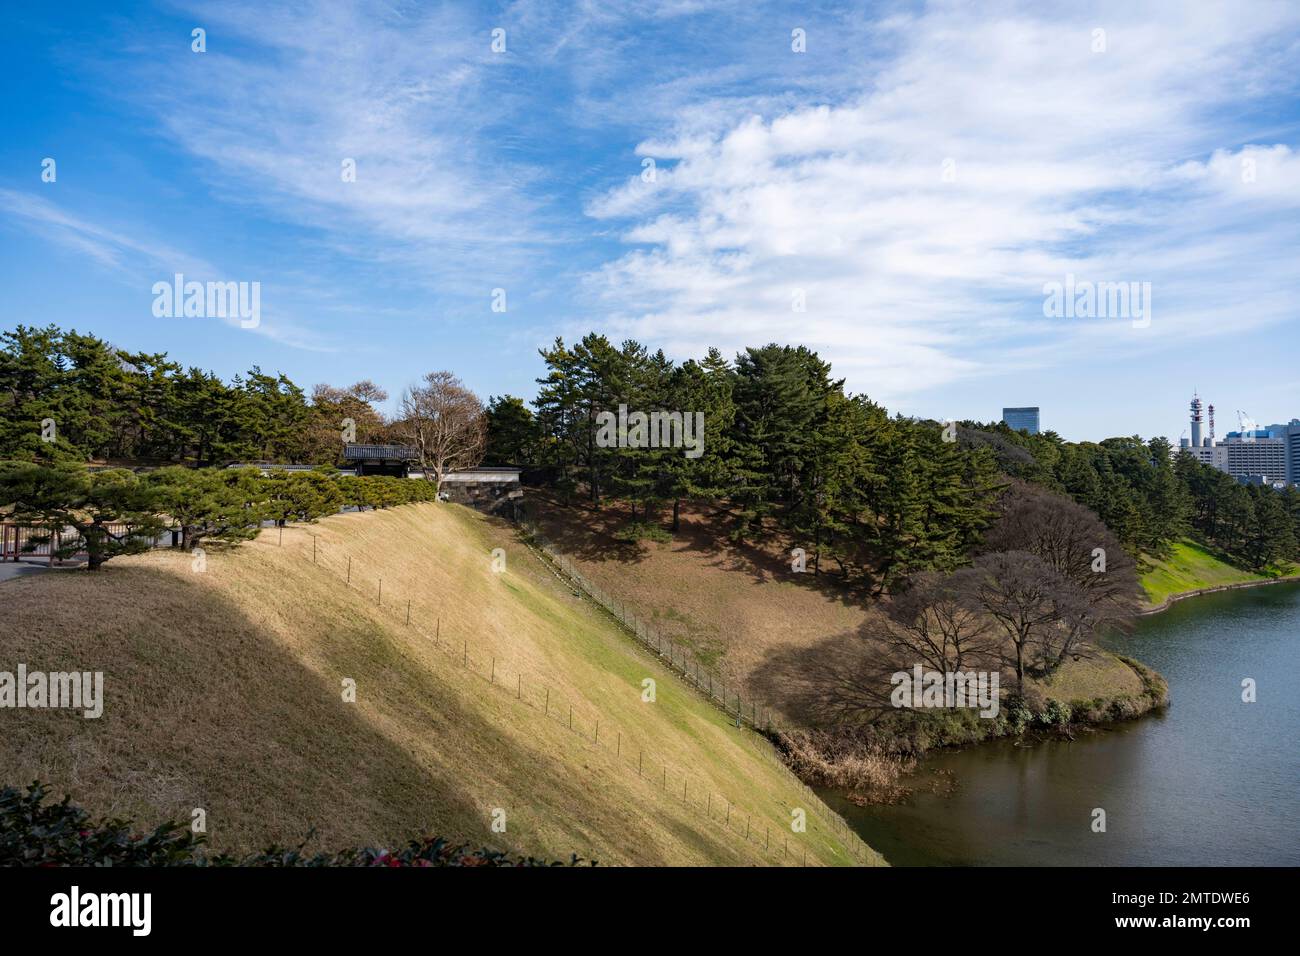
[0,502,875,866]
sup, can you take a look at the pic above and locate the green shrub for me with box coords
[1,783,592,867]
[1038,698,1072,728]
[612,520,671,543]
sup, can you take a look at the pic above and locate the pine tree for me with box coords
[483,395,540,466]
[0,461,165,570]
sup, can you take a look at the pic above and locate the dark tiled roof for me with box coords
[343,443,417,461]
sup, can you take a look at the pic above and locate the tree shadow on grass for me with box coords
[747,625,895,730]
[525,493,875,613]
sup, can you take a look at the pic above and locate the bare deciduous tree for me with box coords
[982,479,1140,620]
[397,371,487,492]
[884,569,999,675]
[970,550,1085,692]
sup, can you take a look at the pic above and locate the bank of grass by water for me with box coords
[1139,538,1298,612]
[783,650,1168,804]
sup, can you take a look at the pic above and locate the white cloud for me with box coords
[584,1,1300,403]
[131,0,553,290]
[0,189,214,276]
[0,189,332,350]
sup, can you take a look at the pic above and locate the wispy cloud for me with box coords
[0,188,214,275]
[0,188,334,350]
[583,1,1300,402]
[122,0,557,293]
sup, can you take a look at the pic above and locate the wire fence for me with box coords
[518,518,782,732]
[513,517,873,863]
[277,516,873,867]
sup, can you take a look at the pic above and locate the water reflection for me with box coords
[827,582,1300,865]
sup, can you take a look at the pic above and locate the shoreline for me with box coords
[789,650,1169,805]
[1139,572,1300,616]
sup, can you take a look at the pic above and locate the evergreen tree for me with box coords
[483,395,540,466]
[144,466,264,550]
[0,461,165,570]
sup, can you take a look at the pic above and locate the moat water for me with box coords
[826,582,1300,865]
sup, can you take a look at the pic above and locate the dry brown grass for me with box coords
[0,503,878,866]
[529,496,878,722]
[529,495,1147,728]
[776,731,917,804]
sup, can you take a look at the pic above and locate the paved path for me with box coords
[0,560,84,583]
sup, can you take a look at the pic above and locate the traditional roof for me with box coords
[342,443,418,461]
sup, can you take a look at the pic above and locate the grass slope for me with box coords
[1139,538,1276,608]
[528,497,1142,725]
[0,503,875,866]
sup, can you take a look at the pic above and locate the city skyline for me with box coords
[2,1,1298,443]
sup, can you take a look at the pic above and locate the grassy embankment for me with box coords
[0,502,876,866]
[1139,538,1297,611]
[527,496,1155,739]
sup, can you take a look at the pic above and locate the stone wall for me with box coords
[440,479,523,516]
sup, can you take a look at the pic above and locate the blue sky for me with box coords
[2,0,1298,442]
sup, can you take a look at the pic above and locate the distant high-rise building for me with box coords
[1265,420,1300,485]
[1178,401,1298,485]
[1222,430,1288,481]
[1002,407,1040,435]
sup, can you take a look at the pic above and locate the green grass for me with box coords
[1139,538,1273,607]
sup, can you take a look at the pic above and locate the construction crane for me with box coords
[1237,409,1259,435]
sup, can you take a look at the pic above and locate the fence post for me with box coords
[405,600,410,625]
[378,578,382,605]
[517,674,521,699]
[490,657,495,684]
[544,687,549,716]
[638,750,642,776]
[313,537,317,563]
[568,705,572,730]
[347,556,351,584]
